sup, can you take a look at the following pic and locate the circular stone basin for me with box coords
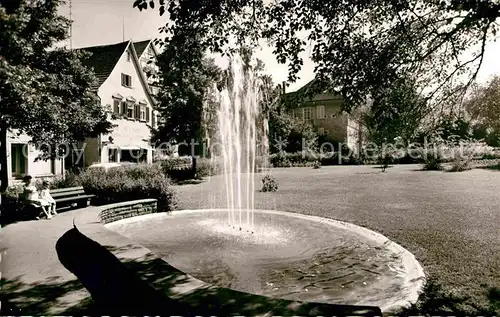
[106,209,424,312]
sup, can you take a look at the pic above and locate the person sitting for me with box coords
[40,180,57,216]
[21,175,51,219]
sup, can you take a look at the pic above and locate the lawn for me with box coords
[176,164,500,314]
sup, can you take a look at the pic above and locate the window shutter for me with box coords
[146,107,150,122]
[113,100,120,113]
[121,102,127,115]
[152,112,156,127]
[135,105,140,119]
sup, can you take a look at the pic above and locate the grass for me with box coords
[175,164,500,315]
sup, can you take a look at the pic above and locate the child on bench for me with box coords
[22,175,52,219]
[40,180,57,216]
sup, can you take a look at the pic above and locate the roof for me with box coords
[282,78,341,108]
[133,40,150,58]
[77,39,152,89]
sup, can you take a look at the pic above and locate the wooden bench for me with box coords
[50,186,95,211]
[6,187,94,222]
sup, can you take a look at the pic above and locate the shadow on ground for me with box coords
[0,276,92,315]
[398,279,499,316]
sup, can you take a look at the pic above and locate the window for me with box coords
[121,73,132,88]
[126,51,131,62]
[108,148,118,162]
[316,105,325,119]
[127,103,134,118]
[113,100,120,113]
[121,101,127,115]
[318,127,325,135]
[303,107,312,120]
[11,143,27,178]
[140,105,146,121]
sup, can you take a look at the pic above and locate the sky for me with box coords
[58,0,500,93]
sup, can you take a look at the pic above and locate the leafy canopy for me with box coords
[0,0,113,158]
[134,0,500,111]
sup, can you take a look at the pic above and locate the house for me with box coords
[6,133,65,185]
[282,80,365,154]
[5,39,161,186]
[66,39,161,170]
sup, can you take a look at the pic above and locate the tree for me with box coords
[0,0,113,162]
[150,30,223,156]
[134,0,500,112]
[463,75,500,146]
[363,77,427,169]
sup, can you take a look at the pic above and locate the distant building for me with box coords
[282,80,365,154]
[67,39,160,170]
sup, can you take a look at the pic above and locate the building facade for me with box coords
[6,132,65,185]
[4,39,161,186]
[284,80,365,154]
[69,39,160,169]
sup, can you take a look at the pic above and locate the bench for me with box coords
[50,186,95,211]
[19,186,94,218]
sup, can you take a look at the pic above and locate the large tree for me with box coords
[463,75,500,146]
[150,29,223,156]
[0,0,113,164]
[134,0,500,112]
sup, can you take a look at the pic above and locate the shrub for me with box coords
[423,151,443,171]
[40,170,83,189]
[261,174,278,192]
[159,157,194,182]
[1,185,25,223]
[196,157,223,177]
[449,158,472,172]
[80,163,178,212]
[312,161,321,169]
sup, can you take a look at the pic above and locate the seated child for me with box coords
[40,180,57,216]
[22,175,51,219]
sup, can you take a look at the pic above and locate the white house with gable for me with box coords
[4,39,162,186]
[66,39,161,170]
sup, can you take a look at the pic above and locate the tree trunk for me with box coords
[0,121,9,212]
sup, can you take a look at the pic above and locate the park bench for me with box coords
[18,186,94,219]
[49,186,95,211]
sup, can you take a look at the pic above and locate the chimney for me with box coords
[282,81,286,95]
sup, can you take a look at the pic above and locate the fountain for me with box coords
[105,54,425,313]
[210,54,264,231]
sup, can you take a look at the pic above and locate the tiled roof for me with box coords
[77,41,130,89]
[282,79,341,108]
[133,40,151,58]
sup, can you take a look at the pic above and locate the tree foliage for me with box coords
[149,27,224,156]
[364,77,427,146]
[0,0,113,159]
[463,75,500,146]
[134,0,500,112]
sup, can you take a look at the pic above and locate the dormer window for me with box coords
[121,73,132,88]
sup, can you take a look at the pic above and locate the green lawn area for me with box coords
[176,164,500,314]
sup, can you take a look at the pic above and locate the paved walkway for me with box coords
[1,209,92,314]
[0,206,155,315]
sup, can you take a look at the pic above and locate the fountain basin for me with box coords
[106,208,425,312]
